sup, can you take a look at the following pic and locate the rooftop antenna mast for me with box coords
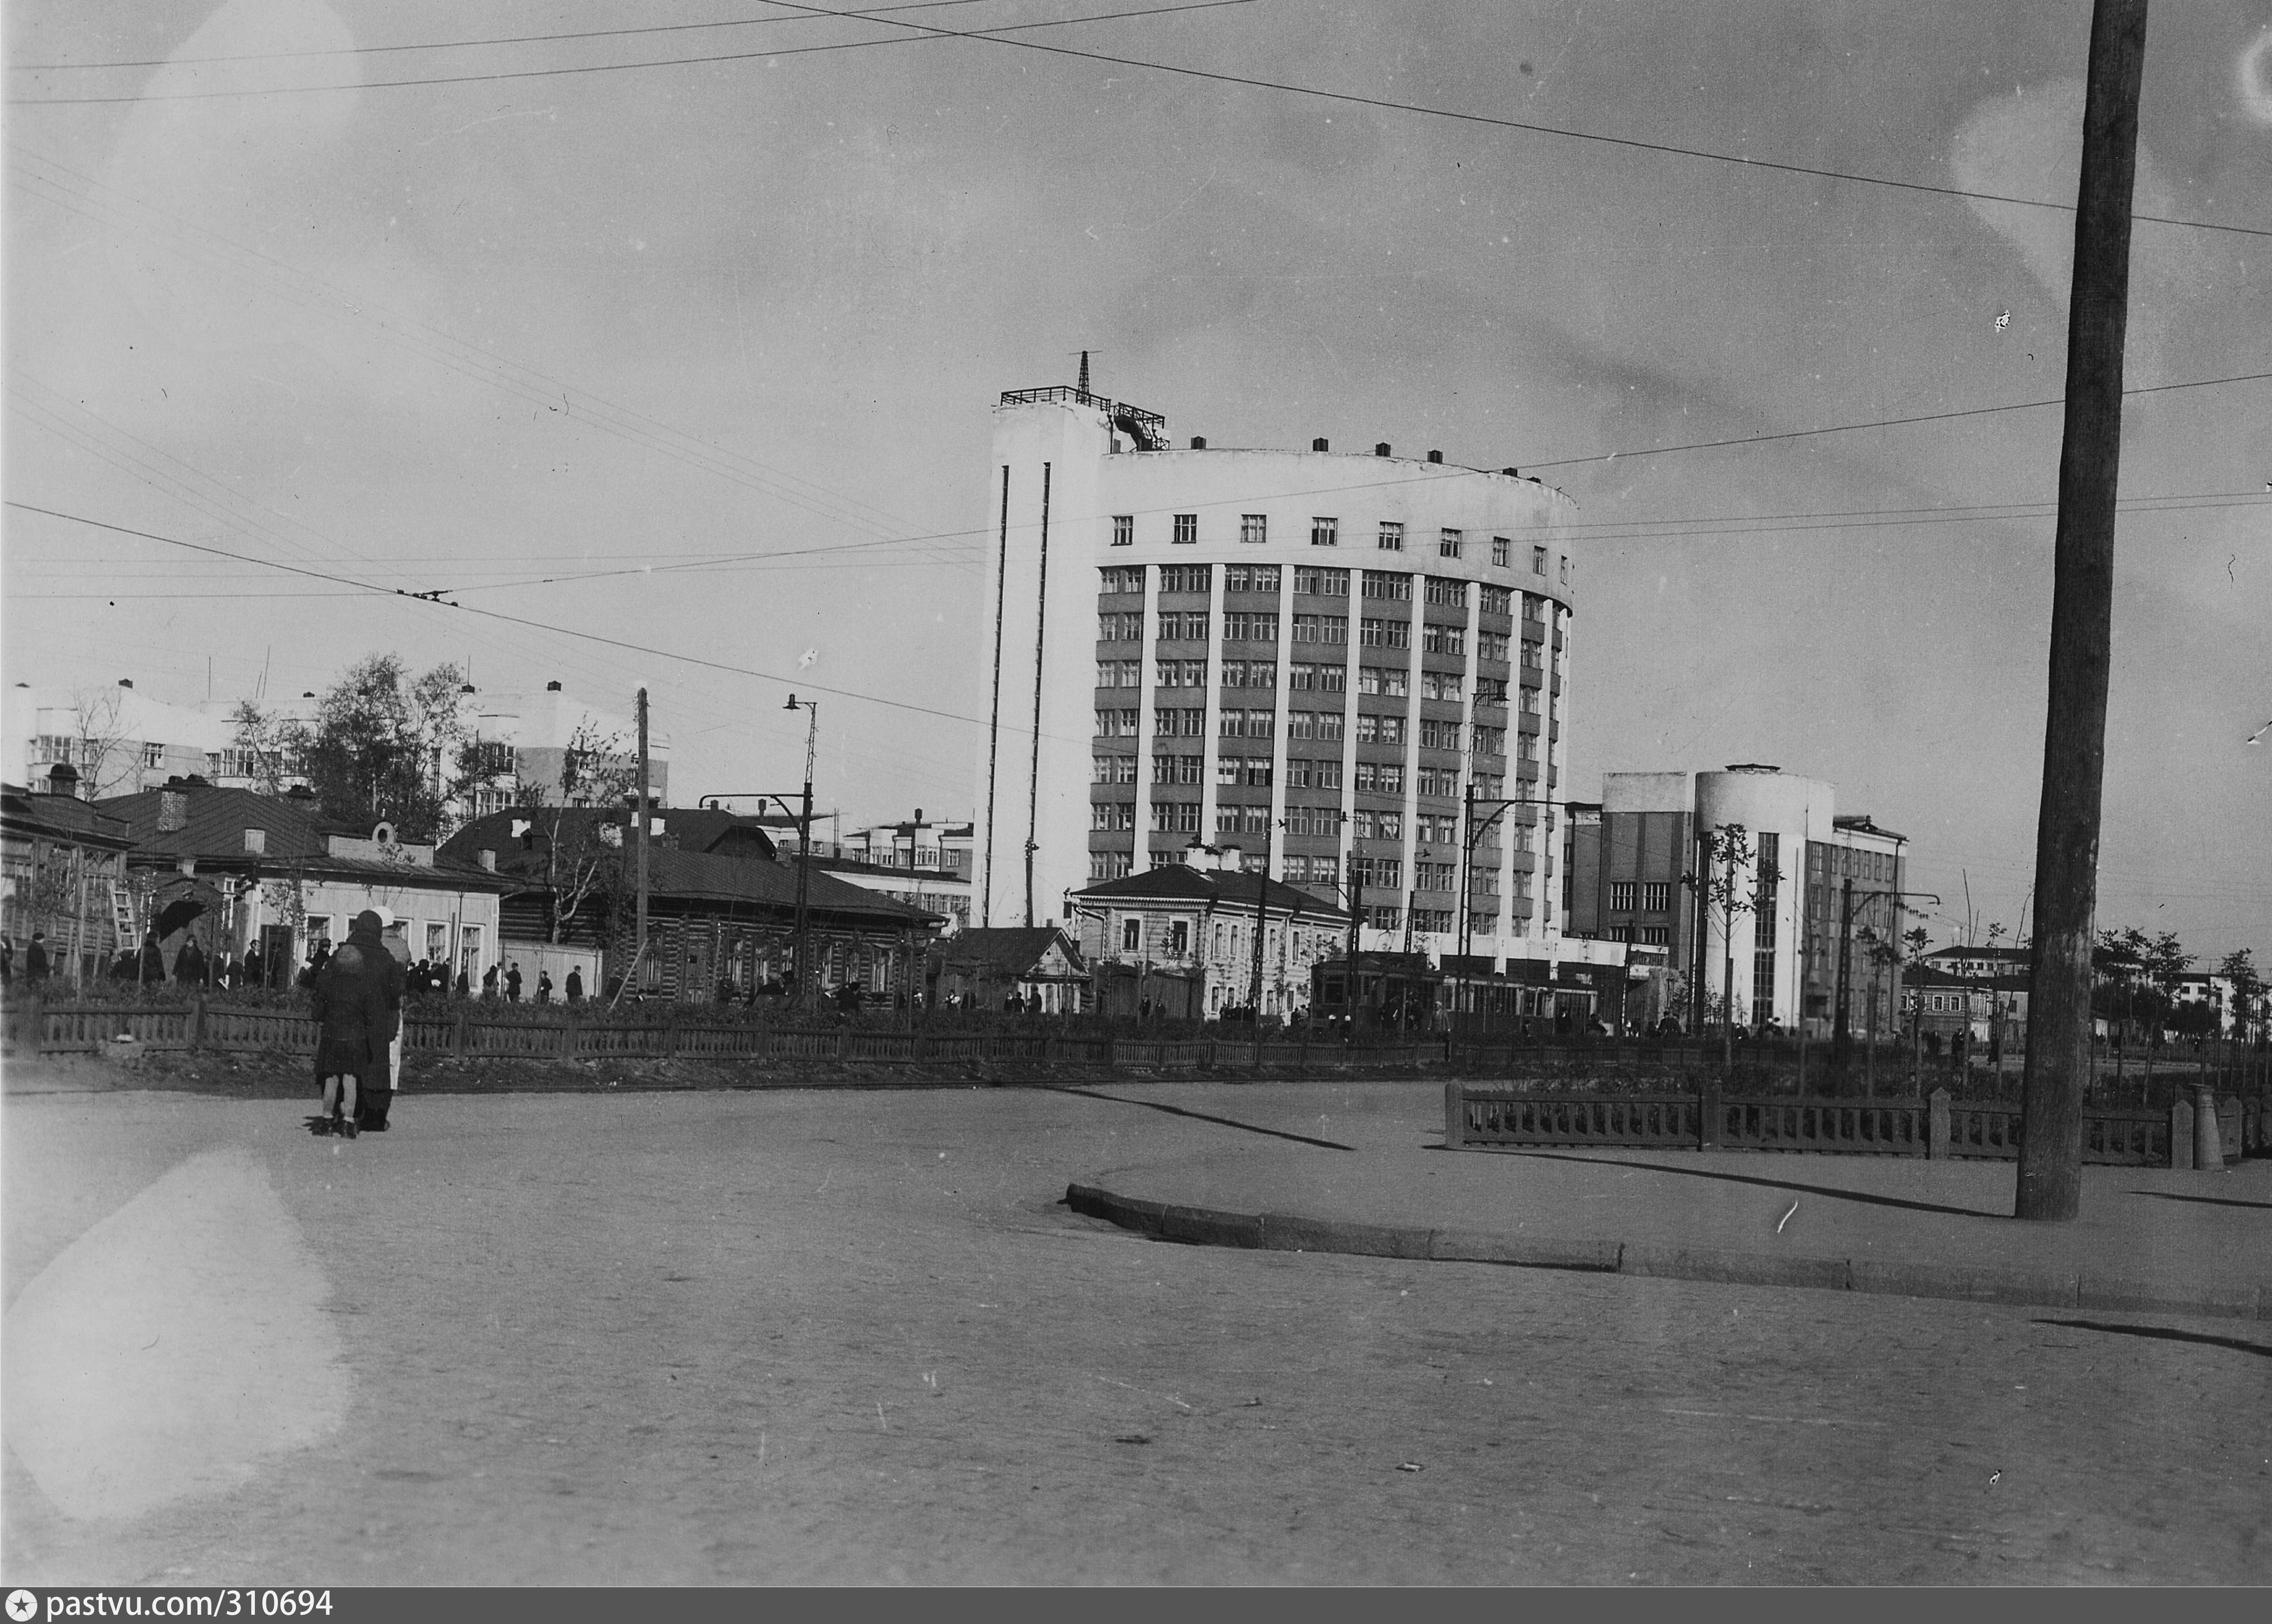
[1077,350,1091,394]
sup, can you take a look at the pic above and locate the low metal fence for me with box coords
[1,993,1447,1077]
[1448,1082,2247,1169]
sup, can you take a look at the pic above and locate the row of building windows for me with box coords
[1608,881,1677,914]
[1107,520,1568,579]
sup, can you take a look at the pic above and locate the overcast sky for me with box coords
[5,0,2267,959]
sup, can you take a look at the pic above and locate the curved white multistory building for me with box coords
[975,383,1579,964]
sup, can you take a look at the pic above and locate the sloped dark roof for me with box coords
[1072,863,1351,922]
[444,806,776,865]
[94,785,508,890]
[643,848,940,927]
[1,785,134,850]
[930,926,1085,978]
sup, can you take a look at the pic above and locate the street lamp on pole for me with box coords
[1459,785,1572,1025]
[783,695,818,1008]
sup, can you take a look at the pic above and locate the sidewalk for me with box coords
[1068,1135,2272,1321]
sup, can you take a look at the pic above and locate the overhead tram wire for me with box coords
[4,501,991,732]
[3,0,1263,104]
[8,0,1005,70]
[14,146,2267,577]
[10,1,2264,241]
[7,151,981,575]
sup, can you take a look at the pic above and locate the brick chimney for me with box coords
[158,790,188,832]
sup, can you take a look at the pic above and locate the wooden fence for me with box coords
[1447,1082,2262,1169]
[0,994,1446,1077]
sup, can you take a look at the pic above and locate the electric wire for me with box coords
[3,0,1262,104]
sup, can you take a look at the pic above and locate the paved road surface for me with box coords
[5,1081,2266,1584]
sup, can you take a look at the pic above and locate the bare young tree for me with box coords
[538,722,639,947]
[228,699,305,794]
[68,684,136,799]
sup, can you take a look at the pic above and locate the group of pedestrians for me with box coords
[310,907,408,1141]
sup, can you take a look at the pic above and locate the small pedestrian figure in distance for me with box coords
[535,969,553,1004]
[483,961,499,1000]
[565,966,583,1004]
[23,930,48,983]
[138,928,166,986]
[506,961,523,1002]
[174,932,208,987]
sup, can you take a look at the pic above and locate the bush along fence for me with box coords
[0,993,1453,1078]
[1444,1081,2264,1170]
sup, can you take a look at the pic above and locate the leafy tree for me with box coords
[2217,948,2265,1040]
[300,655,466,838]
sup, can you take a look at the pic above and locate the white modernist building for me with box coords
[974,380,1581,971]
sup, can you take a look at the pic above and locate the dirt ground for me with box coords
[4,1078,2267,1585]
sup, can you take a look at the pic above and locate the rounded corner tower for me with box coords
[974,382,1579,961]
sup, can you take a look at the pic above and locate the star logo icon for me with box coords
[7,1590,39,1622]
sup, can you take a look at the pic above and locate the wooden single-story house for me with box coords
[95,780,511,987]
[926,926,1088,1013]
[442,806,945,1002]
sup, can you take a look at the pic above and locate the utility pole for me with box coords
[786,695,818,1009]
[634,686,650,1000]
[1345,849,1363,1039]
[1833,878,1856,1070]
[1248,821,1274,1060]
[2018,0,2149,1223]
[1721,832,1738,1076]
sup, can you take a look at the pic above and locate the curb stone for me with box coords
[1063,1182,2264,1322]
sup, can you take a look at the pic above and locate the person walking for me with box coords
[174,932,208,988]
[359,909,410,1132]
[136,929,166,986]
[535,969,553,1004]
[482,961,499,1000]
[311,930,387,1139]
[23,931,47,984]
[564,965,583,1004]
[506,962,523,1003]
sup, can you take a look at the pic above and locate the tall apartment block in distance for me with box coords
[974,375,1579,965]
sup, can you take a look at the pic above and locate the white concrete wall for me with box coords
[1693,768,1835,1028]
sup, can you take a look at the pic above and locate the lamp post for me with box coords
[783,695,818,1008]
[1458,786,1570,1029]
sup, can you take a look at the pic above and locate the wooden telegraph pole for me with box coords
[634,687,650,996]
[2017,0,2149,1221]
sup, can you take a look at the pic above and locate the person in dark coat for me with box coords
[506,962,523,1002]
[23,931,48,983]
[174,934,208,987]
[137,929,166,985]
[535,969,553,1004]
[243,940,265,990]
[565,966,583,1004]
[311,935,388,1138]
[455,967,469,999]
[357,911,409,1132]
[482,961,499,1000]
